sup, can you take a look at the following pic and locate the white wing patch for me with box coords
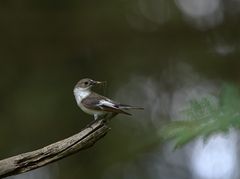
[99,100,116,108]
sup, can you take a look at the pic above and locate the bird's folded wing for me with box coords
[81,97,131,115]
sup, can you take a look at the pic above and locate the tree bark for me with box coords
[0,120,110,178]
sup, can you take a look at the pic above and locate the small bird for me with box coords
[73,78,143,120]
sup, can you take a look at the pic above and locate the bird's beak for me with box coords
[92,80,104,85]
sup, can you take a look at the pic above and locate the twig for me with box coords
[0,120,110,178]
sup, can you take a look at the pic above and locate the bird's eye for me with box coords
[84,82,89,85]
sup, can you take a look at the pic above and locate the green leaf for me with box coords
[160,84,240,149]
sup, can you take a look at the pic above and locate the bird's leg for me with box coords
[96,114,109,125]
[85,115,100,128]
[94,114,99,120]
[88,113,117,127]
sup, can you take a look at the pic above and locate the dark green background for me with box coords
[1,0,240,179]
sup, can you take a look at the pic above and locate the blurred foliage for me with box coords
[161,84,240,149]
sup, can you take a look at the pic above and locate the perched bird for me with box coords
[73,78,143,120]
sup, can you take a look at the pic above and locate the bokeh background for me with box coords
[1,0,240,179]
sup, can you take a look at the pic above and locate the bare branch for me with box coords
[0,120,110,178]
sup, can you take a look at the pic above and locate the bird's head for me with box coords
[74,78,103,91]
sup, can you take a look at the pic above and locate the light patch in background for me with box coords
[125,0,173,32]
[223,0,240,15]
[190,131,238,179]
[176,0,221,18]
[207,35,236,57]
[175,0,223,29]
[138,0,172,24]
[214,43,235,56]
[125,3,159,32]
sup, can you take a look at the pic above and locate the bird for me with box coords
[73,78,143,121]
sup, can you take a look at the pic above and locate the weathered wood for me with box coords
[0,120,110,178]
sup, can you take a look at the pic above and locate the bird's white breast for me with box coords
[73,88,91,105]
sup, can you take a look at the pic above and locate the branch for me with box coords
[0,120,110,178]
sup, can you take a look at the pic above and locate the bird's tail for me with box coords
[118,104,144,110]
